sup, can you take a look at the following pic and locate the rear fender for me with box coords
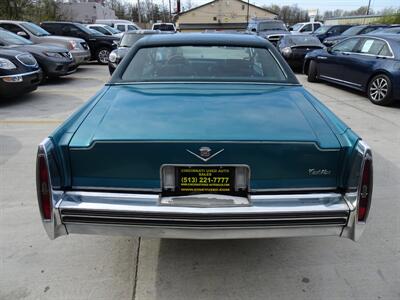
[341,140,373,241]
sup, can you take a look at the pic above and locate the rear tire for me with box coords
[367,74,394,106]
[307,60,319,82]
[96,48,110,64]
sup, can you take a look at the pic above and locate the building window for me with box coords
[213,16,217,21]
[242,4,245,10]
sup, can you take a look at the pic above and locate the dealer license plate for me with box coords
[176,166,236,195]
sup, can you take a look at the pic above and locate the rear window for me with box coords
[286,35,322,46]
[153,24,175,31]
[121,45,287,83]
[120,33,149,47]
[258,21,286,31]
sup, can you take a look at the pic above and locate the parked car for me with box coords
[247,19,289,45]
[304,34,400,106]
[95,19,140,32]
[0,29,77,79]
[36,33,373,243]
[289,22,322,34]
[278,34,324,69]
[369,26,400,35]
[108,30,160,74]
[86,24,123,38]
[0,48,41,98]
[40,21,119,64]
[322,25,388,47]
[0,20,90,65]
[312,25,353,42]
[152,23,176,32]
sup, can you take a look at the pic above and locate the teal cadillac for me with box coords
[36,33,373,241]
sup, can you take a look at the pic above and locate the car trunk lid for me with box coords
[67,84,344,191]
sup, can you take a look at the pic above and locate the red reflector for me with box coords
[37,153,52,220]
[358,159,372,221]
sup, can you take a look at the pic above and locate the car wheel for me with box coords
[367,74,394,106]
[307,60,319,82]
[96,48,110,64]
[38,63,47,84]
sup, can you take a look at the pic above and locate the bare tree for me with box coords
[184,0,193,11]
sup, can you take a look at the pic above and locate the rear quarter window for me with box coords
[359,39,390,56]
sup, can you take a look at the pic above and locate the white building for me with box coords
[58,1,117,23]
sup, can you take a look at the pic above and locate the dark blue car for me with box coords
[304,34,400,106]
[322,25,388,47]
[312,25,353,42]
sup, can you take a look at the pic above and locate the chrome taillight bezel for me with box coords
[357,151,373,222]
[342,140,373,241]
[36,145,52,220]
[36,138,67,239]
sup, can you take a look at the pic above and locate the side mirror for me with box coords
[17,31,28,38]
[327,47,333,53]
[251,28,257,32]
[288,27,293,31]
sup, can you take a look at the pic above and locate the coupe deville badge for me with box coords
[186,147,224,162]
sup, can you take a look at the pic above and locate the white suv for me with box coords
[289,22,322,34]
[95,19,140,32]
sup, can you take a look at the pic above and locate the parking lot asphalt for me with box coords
[0,65,399,300]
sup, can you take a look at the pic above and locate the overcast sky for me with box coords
[176,0,398,13]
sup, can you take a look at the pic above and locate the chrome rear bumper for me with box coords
[43,190,365,241]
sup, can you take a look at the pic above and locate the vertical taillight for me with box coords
[358,157,372,222]
[37,147,52,220]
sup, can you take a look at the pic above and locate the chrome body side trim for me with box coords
[319,75,363,87]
